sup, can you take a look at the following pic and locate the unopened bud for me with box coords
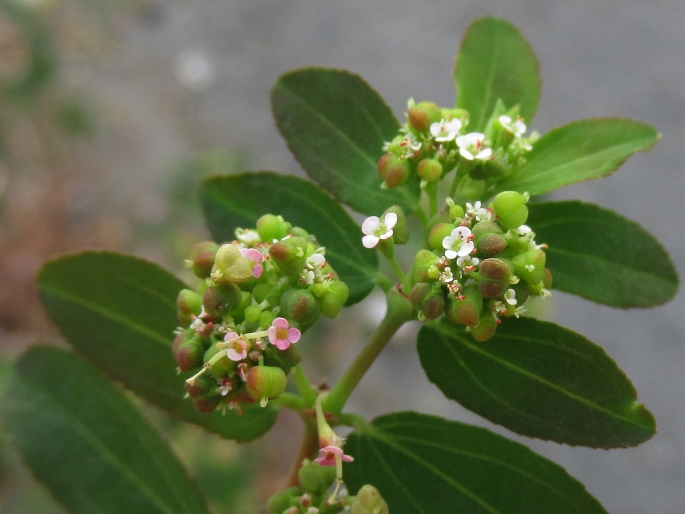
[280,288,321,327]
[204,344,236,378]
[421,283,446,320]
[264,344,303,373]
[203,283,242,318]
[492,191,528,229]
[383,205,409,244]
[413,249,439,283]
[266,487,303,514]
[187,241,219,279]
[408,101,442,133]
[246,365,287,404]
[269,237,308,277]
[351,484,389,514]
[175,333,206,371]
[193,394,221,413]
[478,258,512,299]
[384,158,412,188]
[511,249,546,286]
[543,267,553,289]
[445,287,483,326]
[184,374,216,398]
[319,280,350,318]
[471,312,498,342]
[298,459,337,495]
[475,232,507,257]
[257,214,291,242]
[428,222,454,251]
[417,158,443,182]
[177,289,203,327]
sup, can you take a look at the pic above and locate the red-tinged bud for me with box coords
[212,244,253,284]
[511,249,546,285]
[187,241,219,279]
[351,484,389,514]
[422,285,446,320]
[280,288,321,326]
[184,374,216,398]
[478,280,509,299]
[376,152,395,179]
[193,394,221,413]
[177,288,202,327]
[384,159,412,188]
[383,205,409,244]
[266,487,303,514]
[417,158,443,182]
[543,267,553,289]
[413,249,440,283]
[428,222,454,251]
[472,220,504,238]
[264,344,302,373]
[445,287,483,326]
[172,329,195,360]
[475,233,507,257]
[298,459,337,495]
[319,280,350,318]
[269,237,308,277]
[470,312,498,342]
[246,365,287,404]
[408,101,442,133]
[203,283,242,318]
[479,258,512,281]
[409,282,430,310]
[175,334,206,371]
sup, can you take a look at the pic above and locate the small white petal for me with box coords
[362,234,380,248]
[362,216,381,235]
[457,241,475,257]
[384,212,398,230]
[379,229,394,240]
[459,148,474,160]
[444,249,457,259]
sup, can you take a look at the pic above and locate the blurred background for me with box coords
[0,0,683,512]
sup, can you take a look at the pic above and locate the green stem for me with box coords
[449,164,462,198]
[415,204,429,228]
[271,392,305,411]
[374,272,393,293]
[292,364,317,407]
[426,181,439,218]
[323,289,413,415]
[286,415,319,487]
[387,255,411,293]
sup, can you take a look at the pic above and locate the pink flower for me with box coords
[313,445,354,466]
[268,317,301,350]
[240,248,265,278]
[224,332,248,361]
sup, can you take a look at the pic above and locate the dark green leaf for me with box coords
[202,172,378,305]
[494,119,659,196]
[418,318,656,448]
[272,67,420,214]
[455,17,541,131]
[37,251,277,442]
[345,411,608,514]
[528,200,678,307]
[1,346,209,514]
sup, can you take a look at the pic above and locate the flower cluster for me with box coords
[377,98,538,192]
[173,214,350,413]
[407,190,551,341]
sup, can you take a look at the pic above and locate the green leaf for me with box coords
[272,67,420,214]
[37,251,277,442]
[1,346,209,514]
[345,411,608,514]
[418,318,656,448]
[201,172,378,305]
[455,17,541,132]
[494,119,659,196]
[528,200,678,307]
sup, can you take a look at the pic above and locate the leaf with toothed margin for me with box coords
[417,318,656,448]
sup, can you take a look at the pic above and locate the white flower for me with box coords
[235,228,261,245]
[442,226,474,259]
[430,119,462,142]
[465,201,492,222]
[439,267,454,284]
[361,212,398,249]
[456,132,492,161]
[456,254,479,276]
[499,115,527,137]
[399,134,422,157]
[505,289,517,306]
[306,253,326,269]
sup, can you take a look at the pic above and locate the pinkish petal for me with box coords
[275,339,290,350]
[224,331,240,342]
[272,317,289,329]
[287,328,301,343]
[252,264,263,278]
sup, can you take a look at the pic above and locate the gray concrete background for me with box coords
[69,1,685,512]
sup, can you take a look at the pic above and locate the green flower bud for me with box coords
[422,285,446,320]
[351,484,389,514]
[298,459,337,495]
[264,344,302,373]
[175,333,206,371]
[376,152,395,179]
[443,108,468,122]
[319,280,350,318]
[445,287,483,326]
[409,282,430,310]
[243,305,262,324]
[184,374,217,399]
[269,236,308,277]
[212,243,253,284]
[266,487,303,514]
[230,291,253,322]
[478,258,512,299]
[187,241,219,279]
[193,394,221,413]
[447,201,464,220]
[470,311,498,342]
[408,100,442,133]
[280,288,321,326]
[257,214,285,242]
[413,249,439,283]
[172,329,193,359]
[511,249,546,285]
[492,191,528,229]
[203,283,242,318]
[383,205,409,244]
[177,288,203,327]
[428,222,454,251]
[291,226,311,239]
[252,283,279,306]
[246,365,287,404]
[259,309,276,328]
[458,177,486,201]
[417,158,443,182]
[471,220,504,238]
[204,344,236,378]
[384,158,412,188]
[475,232,507,257]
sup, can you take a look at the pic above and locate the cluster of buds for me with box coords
[173,214,349,413]
[266,480,388,514]
[377,98,538,196]
[409,191,552,342]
